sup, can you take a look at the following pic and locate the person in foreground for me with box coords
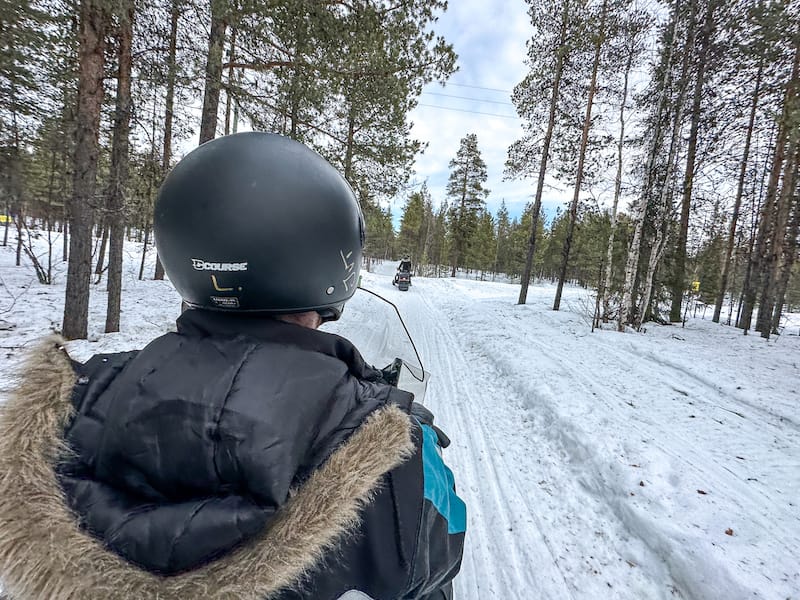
[0,132,465,600]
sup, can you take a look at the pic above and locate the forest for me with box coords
[1,0,799,340]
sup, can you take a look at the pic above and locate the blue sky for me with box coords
[402,0,570,226]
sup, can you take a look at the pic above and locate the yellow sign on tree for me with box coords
[691,281,701,292]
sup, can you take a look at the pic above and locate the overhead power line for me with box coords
[416,103,519,120]
[446,82,513,94]
[423,91,514,106]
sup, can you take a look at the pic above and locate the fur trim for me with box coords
[0,337,415,599]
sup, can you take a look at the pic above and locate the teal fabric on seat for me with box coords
[420,425,467,535]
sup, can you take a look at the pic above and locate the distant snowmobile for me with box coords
[393,270,411,291]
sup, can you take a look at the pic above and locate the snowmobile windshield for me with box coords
[323,287,429,403]
[396,361,429,404]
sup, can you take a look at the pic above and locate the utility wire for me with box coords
[416,103,519,120]
[446,82,512,94]
[423,91,514,106]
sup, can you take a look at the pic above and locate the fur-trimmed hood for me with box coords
[0,336,414,600]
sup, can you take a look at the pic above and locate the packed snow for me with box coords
[0,236,798,600]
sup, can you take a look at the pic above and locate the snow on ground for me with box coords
[1,239,798,600]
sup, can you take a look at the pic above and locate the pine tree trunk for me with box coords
[2,201,8,247]
[94,221,108,280]
[737,154,768,330]
[670,0,716,322]
[772,192,800,332]
[635,9,697,331]
[619,0,682,330]
[139,222,151,281]
[554,0,606,311]
[105,4,134,334]
[603,34,633,322]
[15,213,23,267]
[637,206,672,329]
[224,27,236,135]
[757,137,799,337]
[741,43,800,332]
[63,0,108,341]
[344,99,357,182]
[62,214,68,262]
[199,0,226,144]
[518,0,570,305]
[713,58,763,322]
[155,0,179,281]
[743,134,786,331]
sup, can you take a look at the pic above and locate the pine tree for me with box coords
[669,0,719,322]
[494,201,512,278]
[713,53,764,322]
[446,133,489,277]
[507,0,583,304]
[397,189,425,267]
[553,0,612,311]
[619,0,689,330]
[62,0,110,341]
[104,1,134,334]
[602,5,649,321]
[472,209,496,278]
[199,0,227,144]
[155,0,183,281]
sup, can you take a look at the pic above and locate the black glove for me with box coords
[379,358,403,387]
[411,402,451,448]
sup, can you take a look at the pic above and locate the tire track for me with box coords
[397,282,672,599]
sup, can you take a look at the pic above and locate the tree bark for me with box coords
[635,2,698,330]
[772,190,800,332]
[2,201,8,247]
[740,42,800,332]
[554,0,607,311]
[737,130,771,329]
[669,0,716,322]
[603,30,634,322]
[62,0,108,341]
[518,0,570,305]
[224,27,237,135]
[619,0,681,330]
[139,223,151,281]
[713,57,763,322]
[105,3,134,334]
[155,0,180,281]
[199,0,226,144]
[15,213,23,267]
[94,222,108,280]
[757,135,799,337]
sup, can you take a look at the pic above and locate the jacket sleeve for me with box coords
[397,412,466,600]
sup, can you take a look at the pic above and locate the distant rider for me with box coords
[395,255,413,285]
[399,255,412,273]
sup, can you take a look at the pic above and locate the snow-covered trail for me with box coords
[359,274,677,599]
[356,268,800,600]
[2,239,798,600]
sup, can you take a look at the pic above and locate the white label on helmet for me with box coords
[192,259,248,272]
[340,249,356,291]
[210,296,240,308]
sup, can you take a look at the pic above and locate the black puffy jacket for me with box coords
[0,310,465,600]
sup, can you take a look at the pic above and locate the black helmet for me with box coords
[154,132,364,320]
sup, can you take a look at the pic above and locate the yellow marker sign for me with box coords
[691,281,700,292]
